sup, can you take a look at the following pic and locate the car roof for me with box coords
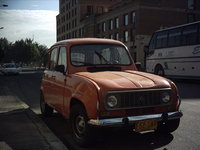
[50,38,125,48]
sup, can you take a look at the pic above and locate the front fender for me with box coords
[69,75,100,119]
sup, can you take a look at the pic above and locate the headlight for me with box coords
[161,92,170,103]
[107,95,118,108]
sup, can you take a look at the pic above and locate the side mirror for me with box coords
[135,62,142,71]
[55,65,65,74]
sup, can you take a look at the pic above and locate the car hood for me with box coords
[75,70,171,90]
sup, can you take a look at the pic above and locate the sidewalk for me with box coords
[0,88,68,150]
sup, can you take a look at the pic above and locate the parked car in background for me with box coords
[1,63,21,75]
[40,38,183,147]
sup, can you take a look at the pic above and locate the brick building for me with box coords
[57,0,200,66]
[57,0,121,41]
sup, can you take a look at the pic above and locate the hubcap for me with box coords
[75,115,86,135]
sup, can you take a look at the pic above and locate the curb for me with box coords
[25,109,68,150]
[0,95,68,150]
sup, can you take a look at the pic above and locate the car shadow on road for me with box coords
[39,113,174,150]
[172,79,200,100]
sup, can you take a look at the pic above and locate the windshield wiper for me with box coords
[95,51,109,64]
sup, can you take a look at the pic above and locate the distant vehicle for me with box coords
[145,21,200,79]
[1,63,21,75]
[40,38,182,147]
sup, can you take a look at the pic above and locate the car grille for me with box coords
[105,88,172,110]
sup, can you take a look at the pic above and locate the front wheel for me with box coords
[156,119,180,133]
[40,93,53,117]
[70,104,94,147]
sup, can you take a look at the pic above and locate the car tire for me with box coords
[40,93,53,117]
[156,118,180,133]
[155,65,165,76]
[70,104,94,147]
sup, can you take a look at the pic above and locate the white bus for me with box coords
[145,21,200,79]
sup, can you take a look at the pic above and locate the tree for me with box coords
[0,38,10,61]
[1,38,48,66]
[35,43,48,67]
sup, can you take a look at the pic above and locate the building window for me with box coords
[66,14,68,20]
[87,5,93,15]
[72,9,74,17]
[115,33,119,40]
[75,8,77,15]
[109,19,113,30]
[130,29,134,41]
[79,28,84,37]
[115,17,119,29]
[131,12,136,24]
[75,19,77,27]
[124,30,129,42]
[79,28,83,37]
[97,6,103,13]
[102,22,106,32]
[66,24,68,30]
[109,34,114,39]
[188,0,195,9]
[187,14,196,23]
[124,14,128,26]
[72,20,74,28]
[97,24,101,33]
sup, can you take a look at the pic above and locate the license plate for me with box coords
[135,119,157,132]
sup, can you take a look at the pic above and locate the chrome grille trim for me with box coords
[105,88,172,110]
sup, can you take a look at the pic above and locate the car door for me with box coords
[51,46,67,113]
[43,47,59,106]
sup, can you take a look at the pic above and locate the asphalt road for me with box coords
[1,71,200,150]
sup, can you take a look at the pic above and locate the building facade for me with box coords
[57,0,121,41]
[57,0,200,66]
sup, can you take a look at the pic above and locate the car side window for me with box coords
[50,48,58,70]
[58,47,67,72]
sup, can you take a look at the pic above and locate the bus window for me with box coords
[155,31,168,49]
[168,28,181,47]
[149,34,156,51]
[182,24,198,45]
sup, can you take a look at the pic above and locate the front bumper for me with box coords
[88,111,183,127]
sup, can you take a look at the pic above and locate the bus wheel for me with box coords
[155,65,165,76]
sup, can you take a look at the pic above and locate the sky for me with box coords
[0,0,59,48]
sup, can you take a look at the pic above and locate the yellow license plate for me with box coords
[135,119,158,132]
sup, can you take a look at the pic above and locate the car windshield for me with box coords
[70,44,132,66]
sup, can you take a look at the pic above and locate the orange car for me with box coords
[40,38,182,146]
